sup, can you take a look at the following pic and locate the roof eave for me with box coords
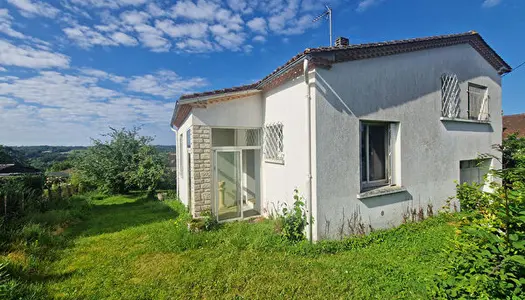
[178,89,262,105]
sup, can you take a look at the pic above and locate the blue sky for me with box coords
[0,0,523,146]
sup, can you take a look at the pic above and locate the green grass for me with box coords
[3,194,461,299]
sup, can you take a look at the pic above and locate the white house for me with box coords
[170,31,511,240]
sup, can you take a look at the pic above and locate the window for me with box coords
[460,159,490,185]
[211,128,262,147]
[264,122,284,163]
[179,133,184,178]
[468,83,489,121]
[186,129,191,148]
[441,73,460,118]
[361,122,392,190]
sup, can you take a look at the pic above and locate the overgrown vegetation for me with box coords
[0,193,461,299]
[431,133,525,299]
[72,127,166,195]
[276,189,310,242]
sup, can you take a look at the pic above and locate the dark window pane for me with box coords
[368,125,386,181]
[361,125,366,182]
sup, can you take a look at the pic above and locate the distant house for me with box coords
[503,113,525,139]
[170,31,510,240]
[0,164,41,177]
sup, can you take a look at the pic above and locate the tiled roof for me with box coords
[173,31,511,127]
[503,113,525,139]
[179,83,258,101]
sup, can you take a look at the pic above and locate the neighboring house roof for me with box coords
[172,31,511,128]
[503,113,525,139]
[0,164,41,176]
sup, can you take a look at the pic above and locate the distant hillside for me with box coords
[0,145,26,165]
[9,145,175,171]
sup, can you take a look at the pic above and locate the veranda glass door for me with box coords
[215,150,241,221]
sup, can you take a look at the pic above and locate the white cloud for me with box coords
[63,25,118,48]
[0,39,70,69]
[247,17,267,34]
[252,35,266,43]
[147,3,166,17]
[127,70,207,98]
[0,67,7,72]
[0,68,207,145]
[120,10,150,25]
[111,31,139,46]
[7,0,60,18]
[79,68,126,83]
[482,0,502,8]
[0,9,26,39]
[155,20,208,39]
[226,0,258,14]
[175,39,215,52]
[69,0,147,9]
[171,0,219,21]
[356,0,384,12]
[134,24,171,52]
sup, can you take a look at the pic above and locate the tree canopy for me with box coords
[73,127,165,194]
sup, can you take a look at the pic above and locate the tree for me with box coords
[0,146,26,165]
[74,127,165,195]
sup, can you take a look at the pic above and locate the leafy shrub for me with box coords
[430,189,525,299]
[277,189,310,242]
[456,181,489,211]
[0,175,45,221]
[188,210,218,232]
[73,127,165,195]
[431,144,525,299]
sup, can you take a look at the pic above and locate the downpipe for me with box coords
[303,58,313,241]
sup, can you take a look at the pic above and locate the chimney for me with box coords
[335,37,349,47]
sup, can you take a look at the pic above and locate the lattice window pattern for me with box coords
[264,123,284,163]
[246,129,262,146]
[441,73,461,118]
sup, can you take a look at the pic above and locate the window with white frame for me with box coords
[361,122,394,190]
[460,159,490,185]
[264,122,284,163]
[468,83,489,121]
[186,129,191,148]
[441,73,461,118]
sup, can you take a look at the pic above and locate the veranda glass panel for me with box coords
[216,151,241,221]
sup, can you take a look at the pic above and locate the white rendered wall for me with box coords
[314,44,503,239]
[261,78,313,223]
[192,94,263,128]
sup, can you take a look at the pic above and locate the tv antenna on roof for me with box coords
[312,5,333,46]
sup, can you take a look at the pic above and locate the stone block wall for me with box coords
[190,125,212,217]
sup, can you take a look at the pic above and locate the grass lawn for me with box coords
[9,194,459,299]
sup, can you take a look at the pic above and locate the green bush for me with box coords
[431,181,525,298]
[188,210,218,232]
[73,127,165,195]
[277,189,310,243]
[456,181,489,211]
[0,175,44,221]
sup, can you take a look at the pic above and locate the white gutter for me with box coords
[303,57,314,241]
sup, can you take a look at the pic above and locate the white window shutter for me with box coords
[477,89,489,121]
